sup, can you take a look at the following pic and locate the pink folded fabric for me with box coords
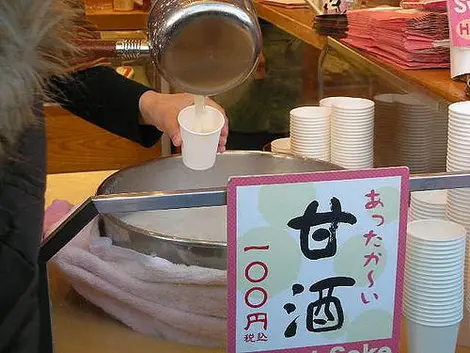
[44,199,227,348]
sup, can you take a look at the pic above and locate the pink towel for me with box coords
[44,200,228,348]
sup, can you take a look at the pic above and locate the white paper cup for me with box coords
[271,137,290,152]
[406,318,460,353]
[449,101,470,116]
[404,309,463,325]
[406,265,464,278]
[319,96,350,108]
[411,190,447,205]
[332,97,375,110]
[290,106,330,118]
[178,105,224,171]
[450,46,470,79]
[404,301,463,318]
[407,219,467,242]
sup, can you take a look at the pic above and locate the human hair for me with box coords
[0,0,80,161]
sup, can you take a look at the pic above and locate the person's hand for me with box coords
[139,91,229,152]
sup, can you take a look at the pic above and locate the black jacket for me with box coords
[0,66,161,353]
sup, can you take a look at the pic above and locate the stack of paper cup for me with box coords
[404,219,466,353]
[271,137,291,155]
[446,101,470,284]
[409,190,447,221]
[431,108,448,172]
[395,94,433,173]
[446,101,470,173]
[289,106,330,161]
[451,46,470,79]
[374,94,397,167]
[446,188,470,290]
[330,97,374,169]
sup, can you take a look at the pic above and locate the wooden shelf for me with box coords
[84,2,466,103]
[86,8,148,30]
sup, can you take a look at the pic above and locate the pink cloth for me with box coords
[43,200,74,237]
[43,199,227,348]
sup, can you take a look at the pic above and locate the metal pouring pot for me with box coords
[147,0,263,95]
[75,0,262,95]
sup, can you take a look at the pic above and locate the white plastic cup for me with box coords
[405,318,460,353]
[178,105,225,171]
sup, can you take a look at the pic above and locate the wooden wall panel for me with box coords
[45,104,161,174]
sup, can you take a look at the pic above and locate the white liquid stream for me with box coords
[193,94,206,132]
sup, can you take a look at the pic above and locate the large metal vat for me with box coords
[97,151,342,269]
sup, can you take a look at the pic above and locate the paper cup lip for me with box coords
[405,267,464,278]
[331,97,375,110]
[405,260,463,269]
[405,287,464,300]
[374,93,395,103]
[405,309,463,318]
[449,101,470,116]
[404,299,463,311]
[407,219,467,242]
[405,273,464,282]
[404,310,463,322]
[331,130,374,135]
[411,190,447,205]
[406,248,465,257]
[290,106,330,119]
[404,301,463,312]
[394,93,428,106]
[406,247,465,257]
[406,264,463,274]
[178,105,225,136]
[332,147,373,151]
[404,284,463,295]
[290,126,329,130]
[404,315,462,327]
[406,291,464,301]
[319,96,351,107]
[271,138,290,148]
[407,233,466,244]
[406,255,464,265]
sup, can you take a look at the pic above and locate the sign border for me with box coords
[227,167,410,353]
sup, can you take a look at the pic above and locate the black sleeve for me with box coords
[49,66,162,148]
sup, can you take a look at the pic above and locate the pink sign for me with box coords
[447,0,470,47]
[227,167,409,353]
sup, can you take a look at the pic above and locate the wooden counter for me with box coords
[86,3,467,104]
[46,170,470,353]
